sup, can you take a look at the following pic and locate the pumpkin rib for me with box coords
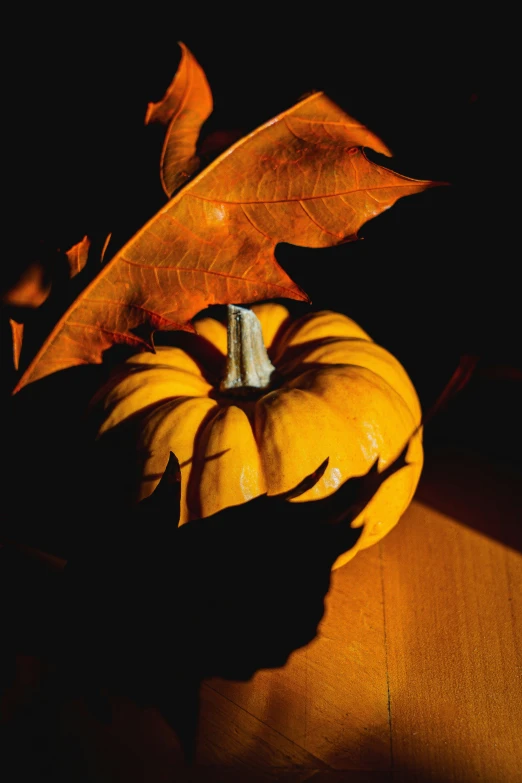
[291,350,422,425]
[136,396,218,525]
[253,371,422,571]
[141,396,217,461]
[124,345,205,372]
[194,317,228,356]
[284,365,423,566]
[255,385,366,500]
[285,364,423,493]
[193,403,268,518]
[95,369,212,434]
[270,309,372,363]
[185,402,228,521]
[289,363,421,447]
[278,337,422,424]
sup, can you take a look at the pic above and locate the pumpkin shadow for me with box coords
[2,446,410,775]
[45,449,406,761]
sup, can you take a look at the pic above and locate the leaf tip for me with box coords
[65,235,92,279]
[289,284,312,305]
[429,179,452,189]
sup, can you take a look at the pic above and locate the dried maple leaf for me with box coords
[144,42,213,198]
[13,90,442,394]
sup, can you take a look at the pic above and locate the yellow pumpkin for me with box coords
[91,303,423,569]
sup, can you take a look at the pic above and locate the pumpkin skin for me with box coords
[91,303,423,569]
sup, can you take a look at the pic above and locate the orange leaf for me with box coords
[145,42,213,197]
[10,319,24,371]
[13,92,441,394]
[65,235,91,278]
[3,239,90,369]
[1,260,51,309]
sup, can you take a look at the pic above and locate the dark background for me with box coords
[1,14,520,782]
[1,14,518,465]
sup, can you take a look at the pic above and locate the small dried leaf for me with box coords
[65,236,91,279]
[100,233,112,263]
[423,354,479,425]
[10,319,24,371]
[1,261,51,309]
[145,41,213,197]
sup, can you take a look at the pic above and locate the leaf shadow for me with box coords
[43,446,407,760]
[1,441,411,777]
[153,327,226,387]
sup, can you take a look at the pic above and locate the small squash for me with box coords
[90,303,423,569]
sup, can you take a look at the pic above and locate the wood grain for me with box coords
[382,501,522,783]
[201,544,391,770]
[192,455,522,782]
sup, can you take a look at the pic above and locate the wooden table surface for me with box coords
[192,453,522,783]
[4,446,518,783]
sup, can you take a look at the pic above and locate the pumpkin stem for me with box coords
[220,305,276,394]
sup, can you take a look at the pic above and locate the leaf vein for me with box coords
[299,201,340,238]
[86,299,180,326]
[240,205,272,240]
[161,212,214,244]
[120,257,297,294]
[66,322,148,344]
[283,117,303,142]
[188,181,425,205]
